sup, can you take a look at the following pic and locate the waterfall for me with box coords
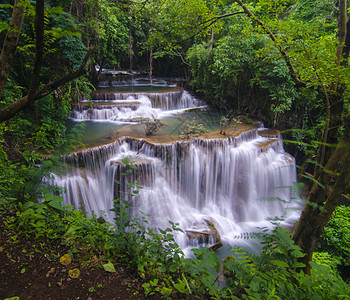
[47,130,300,250]
[72,96,161,122]
[72,90,204,122]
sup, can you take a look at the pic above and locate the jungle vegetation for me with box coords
[0,0,349,298]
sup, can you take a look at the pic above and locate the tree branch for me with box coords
[198,11,246,26]
[34,46,94,100]
[0,46,93,123]
[234,0,304,87]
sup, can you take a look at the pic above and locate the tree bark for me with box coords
[149,45,153,85]
[0,0,27,100]
[27,0,45,106]
[314,0,347,178]
[292,116,350,273]
[292,1,348,273]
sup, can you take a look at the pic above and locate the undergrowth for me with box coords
[0,162,349,299]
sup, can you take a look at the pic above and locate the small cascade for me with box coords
[72,90,204,122]
[72,96,161,122]
[98,76,168,88]
[48,130,301,250]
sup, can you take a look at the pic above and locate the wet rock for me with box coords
[205,220,221,243]
[185,230,211,244]
[209,241,223,251]
[185,219,222,250]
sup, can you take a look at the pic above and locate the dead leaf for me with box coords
[68,268,81,279]
[56,279,63,287]
[59,254,72,266]
[46,267,55,278]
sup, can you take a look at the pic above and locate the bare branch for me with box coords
[198,11,245,26]
[173,10,244,47]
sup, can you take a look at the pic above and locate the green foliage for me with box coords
[186,15,298,126]
[186,43,213,93]
[312,252,341,275]
[293,0,336,24]
[180,117,207,139]
[220,225,350,299]
[50,11,86,69]
[250,0,297,20]
[220,116,242,135]
[182,247,221,297]
[71,0,129,68]
[142,119,164,136]
[318,205,350,279]
[220,115,229,135]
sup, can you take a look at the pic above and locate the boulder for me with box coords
[185,218,223,250]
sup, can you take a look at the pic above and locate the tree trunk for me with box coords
[149,45,153,85]
[292,116,350,273]
[0,0,27,100]
[128,3,133,72]
[27,0,45,105]
[233,0,349,271]
[314,0,347,178]
[0,0,93,123]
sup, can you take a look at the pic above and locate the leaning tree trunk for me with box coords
[233,0,349,272]
[314,0,348,178]
[292,116,350,273]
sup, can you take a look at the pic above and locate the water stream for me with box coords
[49,75,302,253]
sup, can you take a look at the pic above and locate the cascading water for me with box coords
[48,131,300,251]
[72,90,204,122]
[49,75,301,253]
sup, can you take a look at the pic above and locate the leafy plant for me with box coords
[142,119,164,136]
[318,205,350,280]
[219,115,229,135]
[180,118,207,139]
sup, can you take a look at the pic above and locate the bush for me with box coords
[318,205,350,280]
[180,118,207,139]
[142,119,164,136]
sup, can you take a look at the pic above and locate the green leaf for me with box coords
[271,260,289,268]
[102,262,116,273]
[173,280,186,293]
[169,264,177,273]
[48,200,64,211]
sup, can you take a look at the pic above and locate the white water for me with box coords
[50,82,302,253]
[72,90,204,122]
[48,130,301,251]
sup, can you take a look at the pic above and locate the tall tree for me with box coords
[0,0,27,100]
[233,0,350,272]
[0,0,92,123]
